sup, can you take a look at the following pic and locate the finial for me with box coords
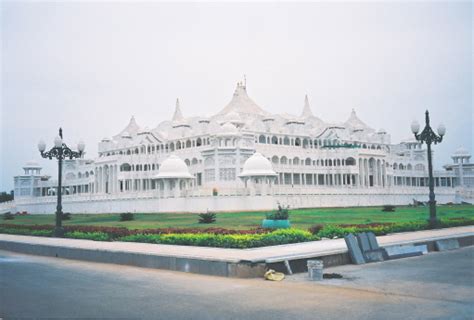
[301,94,313,118]
[59,127,63,139]
[172,98,183,122]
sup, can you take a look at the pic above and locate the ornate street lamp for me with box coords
[411,110,446,228]
[38,128,85,237]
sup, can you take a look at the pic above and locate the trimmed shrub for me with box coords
[61,212,72,220]
[382,205,396,212]
[65,231,110,241]
[198,212,216,224]
[3,212,14,220]
[120,212,134,221]
[0,227,52,237]
[266,203,290,220]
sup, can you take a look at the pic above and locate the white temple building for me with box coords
[8,82,474,214]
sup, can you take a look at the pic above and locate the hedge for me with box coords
[119,229,316,248]
[311,217,474,239]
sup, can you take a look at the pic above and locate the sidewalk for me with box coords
[1,226,472,277]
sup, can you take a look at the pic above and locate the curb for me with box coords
[0,232,472,278]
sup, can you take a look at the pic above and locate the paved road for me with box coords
[1,248,473,320]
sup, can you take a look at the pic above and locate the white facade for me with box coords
[11,82,473,213]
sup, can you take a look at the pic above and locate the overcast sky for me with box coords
[1,1,472,191]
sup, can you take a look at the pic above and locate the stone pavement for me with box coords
[0,226,472,277]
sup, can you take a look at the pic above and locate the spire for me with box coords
[301,94,313,118]
[172,98,183,122]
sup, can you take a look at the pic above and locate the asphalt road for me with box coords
[1,247,473,320]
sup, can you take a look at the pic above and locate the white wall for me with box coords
[13,188,460,214]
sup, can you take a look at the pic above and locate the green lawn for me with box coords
[4,205,473,230]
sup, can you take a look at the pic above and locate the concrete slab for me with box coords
[366,232,380,250]
[356,233,371,253]
[344,234,366,264]
[384,244,427,260]
[435,239,460,251]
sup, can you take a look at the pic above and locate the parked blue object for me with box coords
[262,219,291,229]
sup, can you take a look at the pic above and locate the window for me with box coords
[219,168,236,181]
[204,169,215,182]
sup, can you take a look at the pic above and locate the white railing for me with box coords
[14,183,459,206]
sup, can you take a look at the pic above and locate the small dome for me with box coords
[239,153,277,177]
[121,131,132,139]
[24,160,41,168]
[219,122,239,135]
[155,155,194,179]
[453,147,470,157]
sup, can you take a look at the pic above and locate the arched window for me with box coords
[280,156,288,165]
[271,136,278,144]
[293,157,300,165]
[177,141,181,149]
[196,138,202,147]
[302,139,309,148]
[295,138,301,146]
[120,163,131,172]
[345,157,356,166]
[192,158,198,165]
[272,156,279,164]
[185,159,191,166]
[283,136,290,145]
[407,164,413,170]
[186,140,191,148]
[305,158,311,166]
[170,143,175,151]
[328,159,333,166]
[259,135,266,144]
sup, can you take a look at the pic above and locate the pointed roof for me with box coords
[301,94,314,118]
[172,98,184,122]
[344,109,369,130]
[216,82,268,117]
[115,116,141,139]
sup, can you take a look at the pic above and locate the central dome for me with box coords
[155,155,194,179]
[239,153,277,177]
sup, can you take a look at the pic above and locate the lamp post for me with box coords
[38,128,85,237]
[411,110,446,228]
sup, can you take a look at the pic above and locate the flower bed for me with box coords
[0,224,314,248]
[0,216,472,248]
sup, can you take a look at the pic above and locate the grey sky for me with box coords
[1,1,472,191]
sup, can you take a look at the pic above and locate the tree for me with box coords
[0,191,14,203]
